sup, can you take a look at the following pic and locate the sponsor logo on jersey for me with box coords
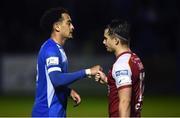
[46,57,59,66]
[115,70,128,77]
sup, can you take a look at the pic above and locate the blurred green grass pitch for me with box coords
[0,95,179,116]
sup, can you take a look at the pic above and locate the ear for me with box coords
[53,22,61,32]
[114,38,120,45]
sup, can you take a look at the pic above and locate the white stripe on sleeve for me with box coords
[45,66,54,108]
[47,67,62,74]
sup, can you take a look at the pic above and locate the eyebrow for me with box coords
[67,19,72,23]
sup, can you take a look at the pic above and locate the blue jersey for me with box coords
[32,38,86,117]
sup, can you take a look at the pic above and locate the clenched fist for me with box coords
[85,65,103,76]
[90,65,103,75]
[95,70,107,84]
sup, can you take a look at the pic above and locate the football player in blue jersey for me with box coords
[32,7,102,117]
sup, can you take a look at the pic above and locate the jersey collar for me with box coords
[49,38,63,48]
[116,50,132,60]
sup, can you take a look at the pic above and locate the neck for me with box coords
[50,32,66,46]
[114,45,130,57]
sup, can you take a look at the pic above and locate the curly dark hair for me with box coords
[107,19,130,45]
[40,7,69,33]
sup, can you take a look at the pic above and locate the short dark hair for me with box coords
[106,19,130,45]
[40,7,69,32]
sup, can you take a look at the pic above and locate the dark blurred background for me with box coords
[0,0,179,116]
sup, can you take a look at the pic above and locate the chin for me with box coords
[107,48,112,52]
[69,35,73,39]
[68,34,73,38]
[66,35,73,39]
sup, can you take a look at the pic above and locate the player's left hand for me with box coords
[70,89,81,107]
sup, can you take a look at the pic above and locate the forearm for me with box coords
[118,87,132,117]
[49,69,86,87]
[119,100,131,117]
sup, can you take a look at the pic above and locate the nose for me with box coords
[71,24,74,30]
[103,40,105,44]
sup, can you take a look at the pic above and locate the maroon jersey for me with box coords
[107,51,145,117]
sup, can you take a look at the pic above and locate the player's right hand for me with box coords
[90,65,103,75]
[95,70,107,84]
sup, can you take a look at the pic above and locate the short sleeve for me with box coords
[112,54,132,88]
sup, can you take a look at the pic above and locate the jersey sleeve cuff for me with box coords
[85,69,91,75]
[117,84,132,90]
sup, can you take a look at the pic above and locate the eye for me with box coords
[67,20,72,26]
[66,22,70,25]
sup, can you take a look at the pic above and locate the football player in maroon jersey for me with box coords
[95,19,145,117]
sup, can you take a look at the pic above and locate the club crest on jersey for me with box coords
[46,57,59,66]
[115,70,128,77]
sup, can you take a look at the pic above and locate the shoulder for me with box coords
[113,53,131,70]
[38,39,62,65]
[112,53,132,79]
[41,39,60,56]
[41,40,61,67]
